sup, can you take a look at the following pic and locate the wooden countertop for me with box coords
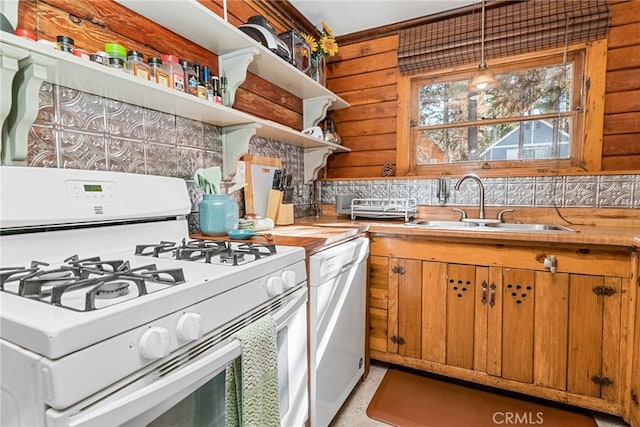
[295,216,640,248]
[191,216,638,254]
[191,224,368,255]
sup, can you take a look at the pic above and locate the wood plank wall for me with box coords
[16,0,306,131]
[603,1,640,170]
[325,0,640,179]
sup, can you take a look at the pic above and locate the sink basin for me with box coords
[483,222,575,232]
[405,220,575,232]
[406,220,481,228]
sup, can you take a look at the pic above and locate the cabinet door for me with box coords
[387,258,422,358]
[422,262,480,370]
[567,275,622,402]
[487,268,570,387]
[445,264,477,369]
[369,255,389,353]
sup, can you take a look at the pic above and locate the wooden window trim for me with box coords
[396,40,607,178]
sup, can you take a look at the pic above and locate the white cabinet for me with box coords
[0,2,350,180]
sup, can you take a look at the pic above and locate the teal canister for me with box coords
[198,194,239,236]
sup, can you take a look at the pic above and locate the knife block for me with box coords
[275,203,294,225]
[266,188,283,221]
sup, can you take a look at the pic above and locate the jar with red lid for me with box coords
[15,28,36,41]
[161,54,185,92]
[73,49,90,61]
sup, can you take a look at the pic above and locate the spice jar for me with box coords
[108,57,125,71]
[161,54,185,92]
[181,59,197,95]
[104,43,127,66]
[126,50,150,80]
[148,57,170,87]
[56,36,74,53]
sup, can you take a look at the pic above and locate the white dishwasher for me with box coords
[308,236,370,427]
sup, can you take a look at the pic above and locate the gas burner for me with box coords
[220,251,245,265]
[94,281,130,299]
[0,256,186,312]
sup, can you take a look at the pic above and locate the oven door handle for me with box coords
[63,341,242,427]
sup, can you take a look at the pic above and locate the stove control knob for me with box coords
[282,270,296,289]
[139,326,170,360]
[266,277,284,296]
[177,312,203,341]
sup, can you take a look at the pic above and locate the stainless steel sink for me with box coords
[483,222,575,232]
[406,220,481,228]
[405,220,575,232]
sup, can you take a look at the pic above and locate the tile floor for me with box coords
[330,362,630,427]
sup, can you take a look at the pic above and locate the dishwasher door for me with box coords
[308,237,369,427]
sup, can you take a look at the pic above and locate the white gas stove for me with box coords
[0,166,308,426]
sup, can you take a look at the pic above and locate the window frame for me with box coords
[395,41,607,178]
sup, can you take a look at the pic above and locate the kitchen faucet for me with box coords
[454,174,485,220]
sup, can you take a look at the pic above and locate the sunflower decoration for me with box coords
[302,21,339,61]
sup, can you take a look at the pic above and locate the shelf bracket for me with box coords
[4,52,56,165]
[0,42,29,163]
[218,47,259,108]
[303,95,336,128]
[304,147,334,184]
[222,123,261,178]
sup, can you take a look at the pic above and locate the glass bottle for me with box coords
[182,60,198,96]
[198,66,211,100]
[211,76,223,105]
[221,74,230,107]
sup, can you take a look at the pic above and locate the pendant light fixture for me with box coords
[467,0,499,92]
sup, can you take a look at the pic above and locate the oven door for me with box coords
[46,286,308,427]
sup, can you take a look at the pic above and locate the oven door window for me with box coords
[150,370,225,427]
[149,327,289,427]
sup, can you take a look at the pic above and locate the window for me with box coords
[398,45,606,177]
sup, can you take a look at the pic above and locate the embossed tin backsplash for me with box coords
[27,83,314,221]
[28,83,224,177]
[321,175,640,209]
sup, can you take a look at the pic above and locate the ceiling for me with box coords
[287,0,476,37]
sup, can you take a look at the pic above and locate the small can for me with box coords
[90,51,110,66]
[56,35,74,53]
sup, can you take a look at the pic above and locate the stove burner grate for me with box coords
[135,238,277,266]
[1,256,186,312]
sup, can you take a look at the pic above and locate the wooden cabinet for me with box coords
[628,253,640,427]
[368,234,635,417]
